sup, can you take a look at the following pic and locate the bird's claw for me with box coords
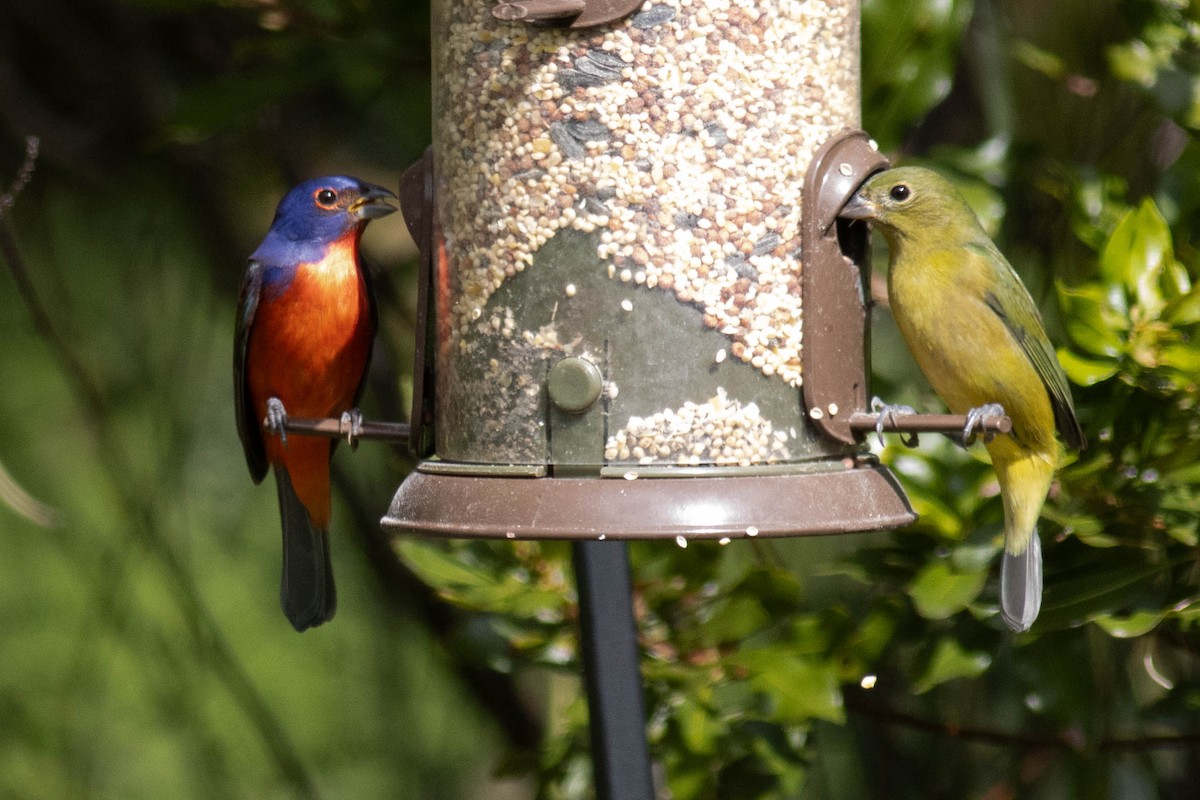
[264,396,289,448]
[870,396,919,448]
[962,402,1006,445]
[340,408,364,449]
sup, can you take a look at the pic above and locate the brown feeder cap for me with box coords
[491,0,644,29]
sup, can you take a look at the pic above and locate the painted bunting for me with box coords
[841,166,1086,632]
[235,176,396,631]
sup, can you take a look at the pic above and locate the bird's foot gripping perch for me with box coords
[264,397,289,447]
[962,403,1006,446]
[870,396,919,448]
[339,408,364,449]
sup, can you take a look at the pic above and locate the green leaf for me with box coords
[731,649,845,724]
[396,540,497,590]
[1163,458,1200,483]
[665,758,712,800]
[1165,519,1199,547]
[950,538,1002,573]
[1158,343,1200,376]
[710,681,756,716]
[843,609,898,665]
[1012,40,1066,79]
[1057,347,1121,386]
[1056,279,1128,356]
[1107,40,1161,86]
[1093,609,1164,638]
[746,726,808,796]
[912,637,992,694]
[676,695,723,755]
[1161,259,1192,300]
[698,596,771,646]
[1099,200,1174,316]
[395,541,568,618]
[1038,554,1171,628]
[908,559,989,620]
[1163,286,1200,325]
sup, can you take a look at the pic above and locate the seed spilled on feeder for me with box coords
[604,388,791,466]
[435,0,859,390]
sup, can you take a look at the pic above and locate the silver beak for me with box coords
[351,184,399,220]
[838,192,877,221]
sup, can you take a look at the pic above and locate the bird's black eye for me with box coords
[315,189,338,208]
[889,184,911,202]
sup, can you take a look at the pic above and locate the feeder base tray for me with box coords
[381,459,915,540]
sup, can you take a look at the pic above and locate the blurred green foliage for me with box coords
[0,1,521,799]
[2,0,1200,799]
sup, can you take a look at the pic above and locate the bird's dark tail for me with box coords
[273,466,336,631]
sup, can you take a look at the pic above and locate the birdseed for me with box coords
[603,388,792,466]
[433,0,860,390]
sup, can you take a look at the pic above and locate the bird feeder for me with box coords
[248,2,1022,795]
[383,0,922,542]
[248,2,1017,797]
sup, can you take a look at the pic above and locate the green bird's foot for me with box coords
[962,402,1006,446]
[339,408,364,449]
[264,396,289,448]
[870,396,919,448]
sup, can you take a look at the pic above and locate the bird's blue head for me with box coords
[254,175,397,263]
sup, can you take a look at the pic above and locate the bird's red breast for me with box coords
[245,234,374,526]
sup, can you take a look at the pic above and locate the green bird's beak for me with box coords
[351,185,399,220]
[838,192,877,221]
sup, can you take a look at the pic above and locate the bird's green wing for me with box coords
[972,242,1087,451]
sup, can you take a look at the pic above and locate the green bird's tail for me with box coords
[990,442,1056,632]
[1000,534,1041,632]
[273,466,337,632]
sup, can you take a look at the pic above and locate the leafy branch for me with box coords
[844,691,1200,753]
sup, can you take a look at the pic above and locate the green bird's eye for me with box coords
[889,184,911,202]
[315,189,339,208]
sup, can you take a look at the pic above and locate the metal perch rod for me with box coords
[273,411,1010,446]
[847,411,1012,437]
[277,416,412,443]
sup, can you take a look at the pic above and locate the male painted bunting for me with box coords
[841,166,1086,632]
[235,175,396,631]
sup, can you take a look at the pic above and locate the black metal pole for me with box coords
[572,540,655,800]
